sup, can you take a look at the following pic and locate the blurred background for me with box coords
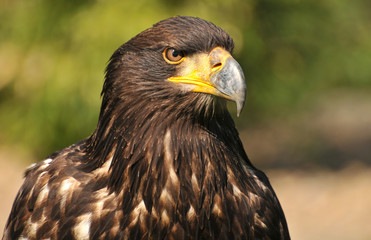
[0,0,370,238]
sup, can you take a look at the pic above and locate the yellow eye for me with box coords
[163,47,184,64]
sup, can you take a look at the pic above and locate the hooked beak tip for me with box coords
[211,56,246,117]
[236,98,245,117]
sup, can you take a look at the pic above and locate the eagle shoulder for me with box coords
[3,143,122,239]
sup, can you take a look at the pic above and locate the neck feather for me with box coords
[83,92,252,194]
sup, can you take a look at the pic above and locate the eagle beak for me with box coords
[209,47,246,116]
[168,47,246,116]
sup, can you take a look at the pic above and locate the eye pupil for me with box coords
[164,48,184,63]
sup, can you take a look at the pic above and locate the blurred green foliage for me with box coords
[0,0,370,159]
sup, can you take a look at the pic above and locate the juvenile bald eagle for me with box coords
[3,16,290,239]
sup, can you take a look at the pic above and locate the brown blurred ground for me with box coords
[270,167,371,240]
[0,148,30,236]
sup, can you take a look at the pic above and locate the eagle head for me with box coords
[101,16,246,122]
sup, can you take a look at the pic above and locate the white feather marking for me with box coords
[92,190,117,221]
[36,158,53,171]
[37,171,46,180]
[254,212,268,229]
[151,206,159,219]
[59,178,79,212]
[93,157,112,176]
[246,169,269,192]
[254,176,268,192]
[232,184,243,198]
[94,200,104,217]
[160,188,174,203]
[164,130,179,185]
[44,158,53,165]
[247,192,259,206]
[187,205,196,220]
[60,179,73,192]
[163,130,172,160]
[25,217,37,238]
[191,173,199,192]
[161,210,170,224]
[212,203,222,216]
[128,200,146,227]
[132,200,146,217]
[168,167,178,185]
[35,184,49,206]
[73,213,92,240]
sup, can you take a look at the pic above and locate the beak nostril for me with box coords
[212,62,222,70]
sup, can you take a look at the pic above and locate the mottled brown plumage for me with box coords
[3,16,290,239]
